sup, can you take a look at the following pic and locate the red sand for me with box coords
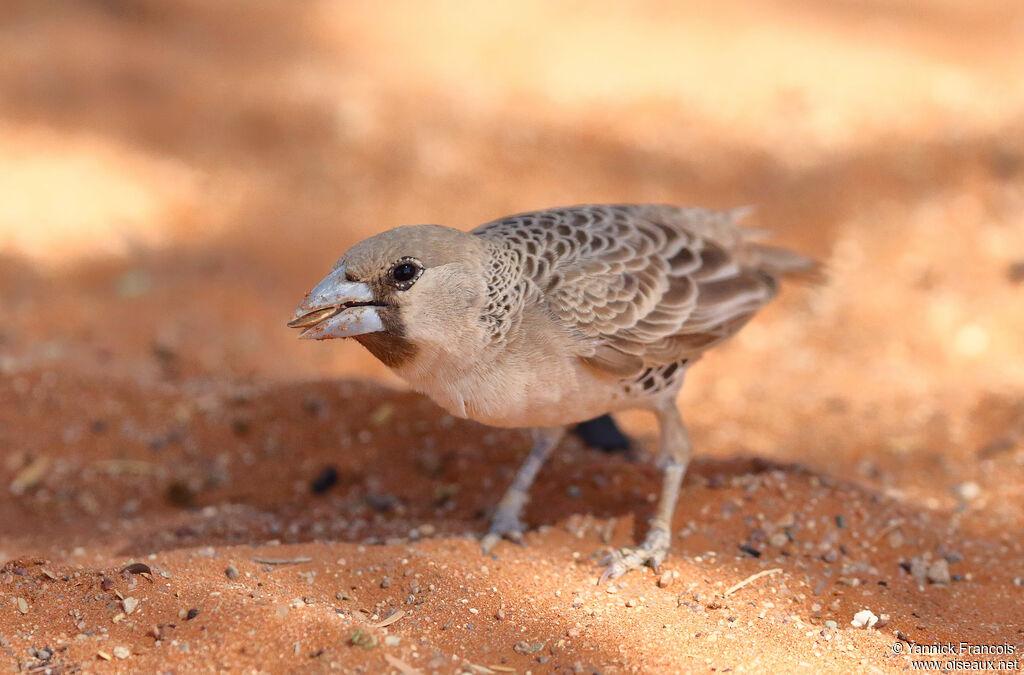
[1,1,1022,673]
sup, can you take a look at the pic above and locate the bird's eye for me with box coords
[389,258,422,287]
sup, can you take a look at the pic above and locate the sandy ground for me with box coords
[1,1,1023,673]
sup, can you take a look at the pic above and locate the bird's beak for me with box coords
[288,266,384,340]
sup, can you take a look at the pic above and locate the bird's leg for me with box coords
[480,426,565,553]
[600,402,692,582]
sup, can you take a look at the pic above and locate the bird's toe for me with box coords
[597,528,670,582]
[480,513,527,554]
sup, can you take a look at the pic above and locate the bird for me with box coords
[288,204,819,580]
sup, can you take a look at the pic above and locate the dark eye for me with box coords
[390,259,422,287]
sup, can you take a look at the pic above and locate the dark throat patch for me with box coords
[353,301,417,369]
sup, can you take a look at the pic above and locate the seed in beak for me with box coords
[288,307,341,329]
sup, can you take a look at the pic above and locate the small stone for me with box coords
[954,482,981,501]
[513,641,544,655]
[122,597,139,615]
[16,598,28,614]
[909,558,929,583]
[32,647,53,661]
[942,549,964,564]
[370,403,394,426]
[875,613,891,628]
[657,572,674,588]
[225,566,239,580]
[926,559,951,585]
[851,609,878,629]
[768,532,789,548]
[380,577,391,589]
[310,466,339,494]
[887,531,905,548]
[384,636,400,647]
[739,544,762,558]
[112,646,131,659]
[824,620,838,630]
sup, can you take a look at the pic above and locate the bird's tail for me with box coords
[728,208,825,284]
[749,244,825,283]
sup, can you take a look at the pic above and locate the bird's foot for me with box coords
[598,527,670,582]
[479,508,526,554]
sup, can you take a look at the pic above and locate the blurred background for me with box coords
[1,0,1022,513]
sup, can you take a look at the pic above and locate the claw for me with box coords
[480,514,526,554]
[595,529,671,581]
[480,532,501,555]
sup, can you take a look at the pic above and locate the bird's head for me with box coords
[288,224,490,367]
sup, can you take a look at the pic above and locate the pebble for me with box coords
[824,620,838,630]
[909,558,929,583]
[954,482,981,501]
[513,641,544,655]
[310,466,339,494]
[769,532,789,548]
[851,609,878,629]
[739,544,762,558]
[927,559,951,584]
[112,646,131,659]
[225,565,239,580]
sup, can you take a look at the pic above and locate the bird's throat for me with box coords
[354,332,418,369]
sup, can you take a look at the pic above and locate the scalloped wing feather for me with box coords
[473,204,814,378]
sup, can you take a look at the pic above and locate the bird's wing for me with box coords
[473,204,791,378]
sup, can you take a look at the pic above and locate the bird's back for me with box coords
[472,204,817,379]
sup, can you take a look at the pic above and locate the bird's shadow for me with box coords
[106,379,904,564]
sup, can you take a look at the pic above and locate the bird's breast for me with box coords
[395,343,628,429]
